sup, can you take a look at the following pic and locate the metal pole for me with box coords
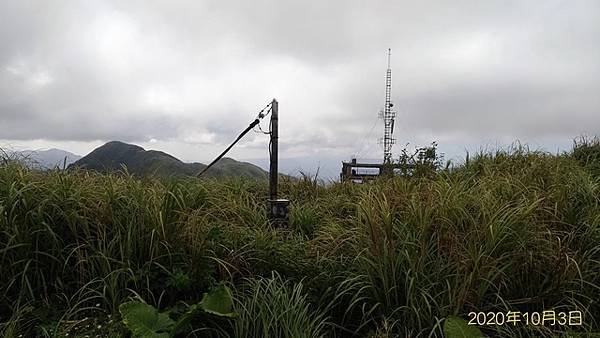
[269,99,278,200]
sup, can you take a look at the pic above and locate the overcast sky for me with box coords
[1,0,599,177]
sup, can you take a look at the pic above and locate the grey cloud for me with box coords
[0,104,181,142]
[400,80,600,138]
[0,0,599,160]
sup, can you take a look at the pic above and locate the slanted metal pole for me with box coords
[269,99,278,200]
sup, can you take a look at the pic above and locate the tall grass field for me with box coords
[1,139,600,337]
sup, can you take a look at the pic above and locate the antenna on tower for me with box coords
[379,48,396,166]
[340,48,405,182]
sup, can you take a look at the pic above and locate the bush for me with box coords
[230,273,328,338]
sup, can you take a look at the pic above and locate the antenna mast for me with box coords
[379,48,396,165]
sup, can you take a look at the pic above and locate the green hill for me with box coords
[68,141,267,179]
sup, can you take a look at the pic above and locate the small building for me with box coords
[340,158,406,183]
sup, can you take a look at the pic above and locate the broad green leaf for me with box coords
[119,301,175,338]
[200,284,237,317]
[172,285,237,335]
[444,315,484,338]
[171,304,201,335]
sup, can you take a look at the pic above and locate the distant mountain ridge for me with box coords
[10,148,82,169]
[68,141,267,179]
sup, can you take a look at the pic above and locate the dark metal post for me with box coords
[267,99,289,226]
[269,99,278,200]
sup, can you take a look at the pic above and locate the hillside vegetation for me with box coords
[69,141,268,179]
[1,139,600,337]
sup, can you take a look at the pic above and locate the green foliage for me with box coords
[1,139,600,337]
[444,316,484,338]
[397,141,444,177]
[199,284,236,317]
[231,273,328,338]
[120,284,236,337]
[290,204,320,238]
[165,269,192,291]
[119,302,174,338]
[572,136,600,176]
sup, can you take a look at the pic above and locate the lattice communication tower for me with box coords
[379,48,396,164]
